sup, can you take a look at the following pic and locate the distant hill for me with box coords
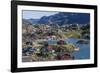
[28,19,39,24]
[22,19,32,25]
[38,12,90,26]
[22,12,90,26]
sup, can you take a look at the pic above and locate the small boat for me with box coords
[74,47,80,51]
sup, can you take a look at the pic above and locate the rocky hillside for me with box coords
[38,12,90,26]
[23,12,90,26]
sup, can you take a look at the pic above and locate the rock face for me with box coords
[38,12,90,26]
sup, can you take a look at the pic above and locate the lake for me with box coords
[47,38,90,60]
[66,38,90,59]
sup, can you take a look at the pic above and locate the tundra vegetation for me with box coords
[22,23,90,62]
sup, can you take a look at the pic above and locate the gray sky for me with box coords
[22,10,58,19]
